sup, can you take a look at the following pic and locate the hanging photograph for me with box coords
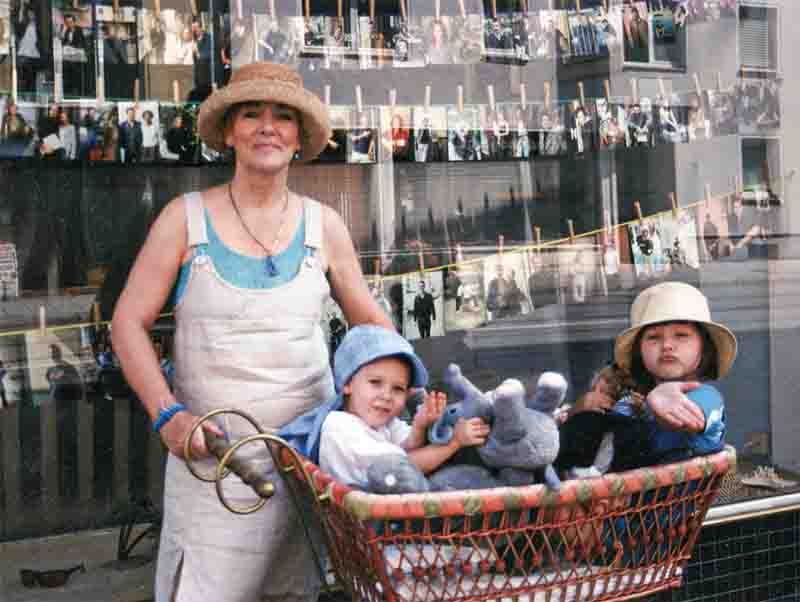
[595,98,625,149]
[96,4,137,101]
[443,263,486,332]
[12,0,49,99]
[54,5,96,99]
[658,210,701,272]
[412,105,447,163]
[0,98,36,158]
[380,106,413,162]
[315,105,347,163]
[555,243,603,305]
[402,271,444,341]
[481,103,514,161]
[528,10,567,61]
[696,196,731,263]
[684,91,712,141]
[447,105,483,162]
[593,6,621,57]
[736,79,780,134]
[482,14,514,64]
[628,211,700,280]
[483,252,531,321]
[625,97,655,147]
[0,0,9,55]
[524,249,561,313]
[34,103,81,161]
[655,94,687,145]
[706,87,738,137]
[448,13,484,64]
[159,102,200,164]
[622,2,649,63]
[346,108,377,164]
[533,104,568,157]
[77,102,117,161]
[321,295,348,358]
[567,9,601,59]
[300,16,353,69]
[138,8,196,66]
[225,14,257,70]
[418,16,455,65]
[567,100,594,156]
[116,101,161,163]
[254,14,301,66]
[510,104,533,160]
[382,15,425,68]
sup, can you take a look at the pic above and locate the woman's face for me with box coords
[224,102,301,173]
[174,116,183,128]
[639,322,703,383]
[59,111,69,125]
[8,103,17,115]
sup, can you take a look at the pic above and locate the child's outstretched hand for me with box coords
[453,417,491,448]
[412,390,447,432]
[647,381,705,433]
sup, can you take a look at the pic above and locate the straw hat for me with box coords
[197,62,331,161]
[614,282,737,378]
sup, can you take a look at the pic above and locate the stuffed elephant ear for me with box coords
[443,363,494,421]
[366,455,430,494]
[427,402,465,445]
[527,372,568,414]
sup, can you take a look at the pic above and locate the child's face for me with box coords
[344,357,411,429]
[640,322,703,383]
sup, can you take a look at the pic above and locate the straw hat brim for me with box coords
[197,79,331,162]
[614,318,738,379]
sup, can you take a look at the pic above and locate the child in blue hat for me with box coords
[280,325,489,490]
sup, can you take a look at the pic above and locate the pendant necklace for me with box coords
[228,182,289,277]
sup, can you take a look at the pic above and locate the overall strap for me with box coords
[184,192,208,251]
[303,197,327,271]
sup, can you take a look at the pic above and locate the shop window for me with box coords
[739,3,779,75]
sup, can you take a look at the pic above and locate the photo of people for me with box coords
[596,98,626,149]
[159,103,199,163]
[737,79,781,134]
[321,296,348,357]
[117,101,161,162]
[0,97,36,158]
[655,94,687,145]
[54,7,96,99]
[224,15,256,71]
[380,106,413,162]
[533,105,568,157]
[138,9,196,66]
[626,97,655,147]
[511,104,533,160]
[448,13,484,64]
[12,0,48,97]
[484,252,531,321]
[555,244,602,304]
[32,104,78,161]
[384,16,426,68]
[696,196,730,263]
[77,102,116,161]
[420,16,455,65]
[628,211,700,279]
[347,108,376,164]
[623,2,649,63]
[443,264,486,332]
[97,6,137,101]
[706,88,738,137]
[525,249,561,311]
[255,15,301,66]
[402,271,444,341]
[482,15,514,64]
[529,10,568,61]
[412,106,447,163]
[447,106,483,162]
[300,15,351,69]
[481,104,514,161]
[568,101,594,156]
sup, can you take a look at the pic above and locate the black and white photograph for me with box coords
[443,263,486,332]
[447,105,483,162]
[525,249,561,311]
[419,16,456,65]
[626,97,655,147]
[138,8,199,66]
[54,6,96,99]
[481,104,514,161]
[737,79,781,134]
[346,108,376,164]
[321,296,348,358]
[510,104,533,160]
[0,97,36,158]
[685,92,712,142]
[555,243,602,304]
[255,15,301,66]
[483,252,531,321]
[412,106,447,163]
[706,87,738,137]
[381,16,425,68]
[12,0,48,98]
[402,271,444,341]
[533,105,568,157]
[224,15,256,71]
[300,15,351,69]
[655,94,687,145]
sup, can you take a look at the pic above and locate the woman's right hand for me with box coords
[159,410,225,459]
[452,417,490,448]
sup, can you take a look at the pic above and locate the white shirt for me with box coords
[141,122,159,148]
[319,411,412,488]
[18,22,40,59]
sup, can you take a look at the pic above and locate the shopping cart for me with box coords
[186,409,735,602]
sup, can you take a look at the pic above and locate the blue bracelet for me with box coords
[153,403,187,433]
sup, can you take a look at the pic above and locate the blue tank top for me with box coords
[173,208,306,304]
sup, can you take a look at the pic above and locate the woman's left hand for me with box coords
[646,381,705,433]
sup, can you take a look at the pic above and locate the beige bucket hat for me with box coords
[614,282,737,378]
[197,62,331,162]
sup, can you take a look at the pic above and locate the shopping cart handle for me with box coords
[205,431,276,500]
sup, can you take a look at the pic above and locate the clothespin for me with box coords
[355,85,363,113]
[693,73,703,99]
[455,243,464,264]
[39,305,46,336]
[190,0,198,16]
[519,83,527,111]
[324,84,331,107]
[154,0,161,16]
[11,68,17,104]
[92,302,102,324]
[670,192,679,218]
[133,78,140,105]
[487,84,495,112]
[424,85,431,111]
[457,85,464,113]
[631,78,639,105]
[457,0,466,18]
[369,0,375,20]
[389,89,397,107]
[418,249,425,271]
[400,0,407,20]
[97,74,105,103]
[337,0,342,19]
[544,81,552,111]
[534,226,542,248]
[491,0,497,18]
[705,184,712,208]
[173,80,180,103]
[657,78,666,99]
[567,219,575,245]
[112,0,119,13]
[235,0,242,19]
[576,0,582,11]
[304,0,310,18]
[577,82,585,108]
[716,72,723,91]
[374,257,381,277]
[634,201,644,226]
[434,0,440,19]
[498,234,505,255]
[604,210,612,237]
[603,79,611,102]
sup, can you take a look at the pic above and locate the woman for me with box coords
[426,18,451,65]
[382,112,410,161]
[140,109,160,162]
[0,100,32,158]
[111,62,392,602]
[58,108,77,160]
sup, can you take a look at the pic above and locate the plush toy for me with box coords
[427,364,494,445]
[479,373,567,491]
[365,455,499,494]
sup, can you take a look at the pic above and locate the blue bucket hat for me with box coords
[278,325,427,464]
[334,324,428,393]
